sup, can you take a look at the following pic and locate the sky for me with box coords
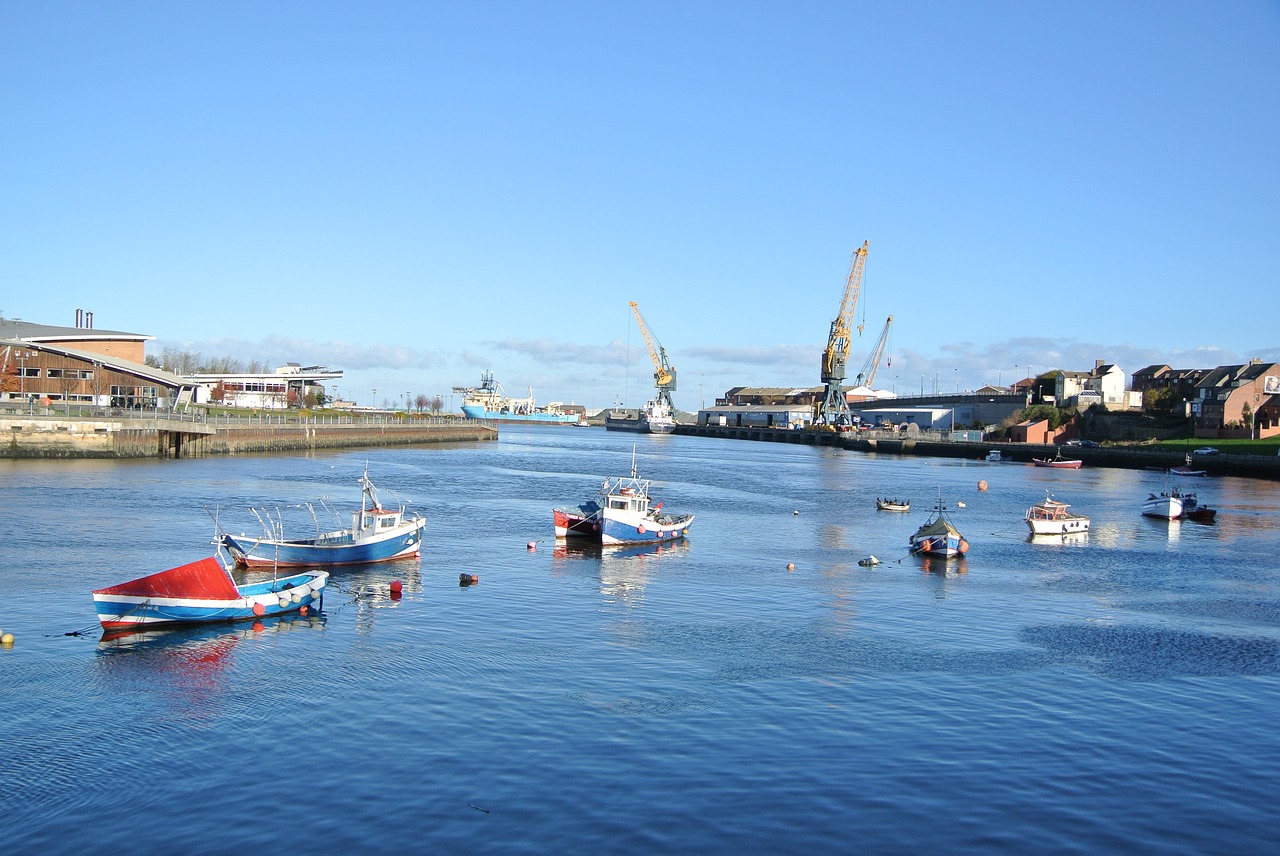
[3,1,1278,412]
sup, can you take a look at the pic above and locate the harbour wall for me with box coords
[1,414,496,459]
[674,424,1280,480]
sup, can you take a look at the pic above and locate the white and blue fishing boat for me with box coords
[220,468,425,568]
[92,555,327,630]
[554,450,694,545]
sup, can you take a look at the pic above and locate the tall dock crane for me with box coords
[855,315,893,387]
[815,241,869,429]
[630,301,677,411]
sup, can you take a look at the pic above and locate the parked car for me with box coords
[1079,440,1100,448]
[1193,447,1220,455]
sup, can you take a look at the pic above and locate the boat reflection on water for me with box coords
[552,539,690,603]
[315,557,423,633]
[95,613,327,720]
[322,556,423,597]
[917,553,968,596]
[98,611,327,652]
[1028,531,1090,546]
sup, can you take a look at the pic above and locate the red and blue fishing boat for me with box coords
[92,555,327,630]
[553,450,694,546]
[220,468,425,567]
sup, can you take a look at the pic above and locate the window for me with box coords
[79,370,94,380]
[47,369,64,379]
[21,368,39,377]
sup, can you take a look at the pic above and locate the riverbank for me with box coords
[0,412,496,458]
[675,423,1280,480]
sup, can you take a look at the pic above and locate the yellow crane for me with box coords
[855,315,893,388]
[815,241,869,429]
[630,301,677,410]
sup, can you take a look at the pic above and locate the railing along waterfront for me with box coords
[0,401,490,429]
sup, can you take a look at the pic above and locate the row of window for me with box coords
[220,382,288,393]
[14,368,96,379]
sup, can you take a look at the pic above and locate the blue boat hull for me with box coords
[600,514,693,546]
[94,571,328,629]
[222,521,424,567]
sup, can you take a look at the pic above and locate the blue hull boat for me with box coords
[93,556,327,630]
[221,468,426,568]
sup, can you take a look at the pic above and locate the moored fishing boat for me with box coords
[553,450,694,545]
[1032,449,1083,469]
[1142,489,1184,519]
[220,468,425,567]
[908,497,969,557]
[1170,454,1208,477]
[92,555,327,630]
[876,497,910,512]
[1025,493,1090,535]
[1179,489,1217,522]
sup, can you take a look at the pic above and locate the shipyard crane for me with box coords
[855,315,893,388]
[630,301,677,411]
[815,241,869,429]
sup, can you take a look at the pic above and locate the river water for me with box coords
[2,428,1279,854]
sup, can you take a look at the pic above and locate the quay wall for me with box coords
[674,424,1280,480]
[199,421,496,456]
[1,415,496,459]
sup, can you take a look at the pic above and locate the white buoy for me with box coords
[1,632,14,645]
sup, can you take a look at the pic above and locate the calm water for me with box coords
[3,429,1280,854]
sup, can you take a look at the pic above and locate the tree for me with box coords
[430,395,444,413]
[414,393,430,412]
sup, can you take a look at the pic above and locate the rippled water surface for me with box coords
[3,429,1280,854]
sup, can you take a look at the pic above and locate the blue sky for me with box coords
[3,1,1277,411]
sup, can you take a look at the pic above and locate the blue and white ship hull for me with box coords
[220,468,427,568]
[93,557,328,629]
[222,522,424,567]
[600,512,694,545]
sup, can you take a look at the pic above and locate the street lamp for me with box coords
[16,349,36,397]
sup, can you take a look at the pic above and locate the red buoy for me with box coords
[390,580,403,593]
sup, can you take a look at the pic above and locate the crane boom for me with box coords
[815,241,869,428]
[629,301,677,410]
[855,315,892,387]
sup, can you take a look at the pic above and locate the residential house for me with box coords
[1193,359,1280,439]
[1053,360,1131,409]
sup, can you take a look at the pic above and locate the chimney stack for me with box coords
[76,308,83,328]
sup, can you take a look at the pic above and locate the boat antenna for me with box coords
[630,444,638,479]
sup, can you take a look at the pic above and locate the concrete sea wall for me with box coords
[1,414,496,459]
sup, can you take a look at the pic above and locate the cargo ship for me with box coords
[453,371,578,424]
